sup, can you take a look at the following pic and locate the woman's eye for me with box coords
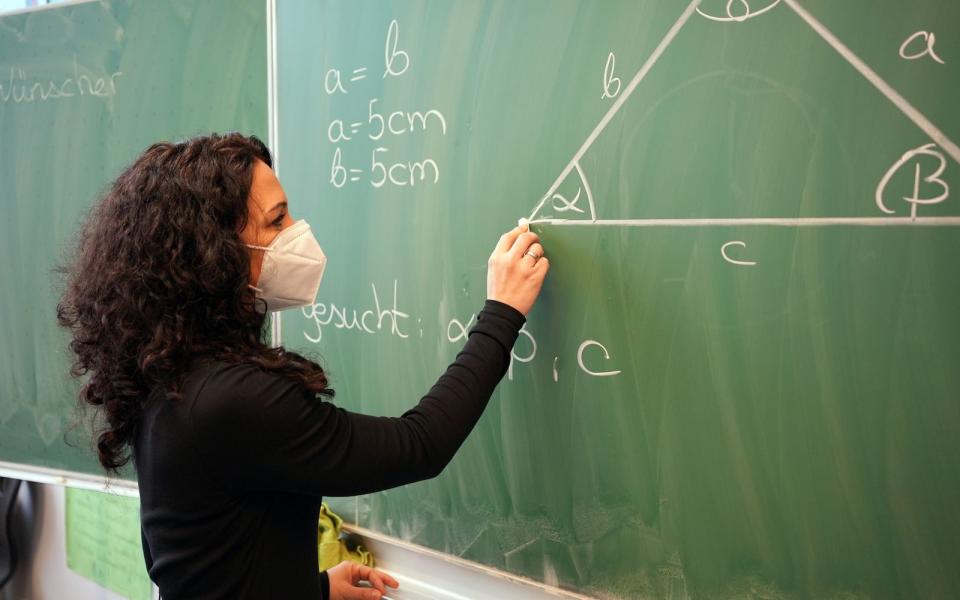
[272,213,285,227]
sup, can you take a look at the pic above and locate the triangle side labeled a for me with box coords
[782,0,960,166]
[527,0,704,223]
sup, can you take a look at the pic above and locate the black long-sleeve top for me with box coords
[132,299,525,599]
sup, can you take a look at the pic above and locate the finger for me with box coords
[352,565,385,594]
[522,242,544,261]
[350,563,370,585]
[367,568,399,589]
[508,231,540,258]
[340,585,379,600]
[367,571,388,594]
[536,256,550,274]
[352,564,399,592]
[382,572,400,589]
[495,224,526,254]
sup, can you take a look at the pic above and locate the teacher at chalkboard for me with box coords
[56,133,549,599]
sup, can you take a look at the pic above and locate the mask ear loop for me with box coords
[246,243,270,293]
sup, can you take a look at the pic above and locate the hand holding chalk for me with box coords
[486,221,549,316]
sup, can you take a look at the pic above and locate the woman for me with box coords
[57,133,549,599]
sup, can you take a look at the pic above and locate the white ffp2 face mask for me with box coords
[246,219,327,311]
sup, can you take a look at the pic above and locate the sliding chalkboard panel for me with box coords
[277,0,959,597]
[0,0,267,479]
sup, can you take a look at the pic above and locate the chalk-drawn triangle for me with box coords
[525,0,960,228]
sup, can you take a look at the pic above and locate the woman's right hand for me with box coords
[486,223,550,316]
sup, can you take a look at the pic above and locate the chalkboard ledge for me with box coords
[345,524,590,600]
[0,461,138,497]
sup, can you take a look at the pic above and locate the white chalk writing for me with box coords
[899,31,945,65]
[301,280,410,343]
[0,56,121,105]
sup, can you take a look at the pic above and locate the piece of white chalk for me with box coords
[517,217,529,228]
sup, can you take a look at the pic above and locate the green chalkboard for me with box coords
[277,0,960,597]
[0,0,267,478]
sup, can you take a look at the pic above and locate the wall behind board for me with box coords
[0,0,267,479]
[276,1,960,598]
[2,483,137,600]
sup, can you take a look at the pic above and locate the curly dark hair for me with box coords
[57,132,334,473]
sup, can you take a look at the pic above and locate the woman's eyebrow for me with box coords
[267,200,288,215]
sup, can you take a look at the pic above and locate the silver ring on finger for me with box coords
[524,249,541,261]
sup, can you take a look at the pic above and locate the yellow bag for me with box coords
[317,502,375,571]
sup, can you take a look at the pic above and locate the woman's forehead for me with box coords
[249,159,286,216]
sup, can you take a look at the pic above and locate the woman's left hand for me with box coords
[327,561,399,600]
